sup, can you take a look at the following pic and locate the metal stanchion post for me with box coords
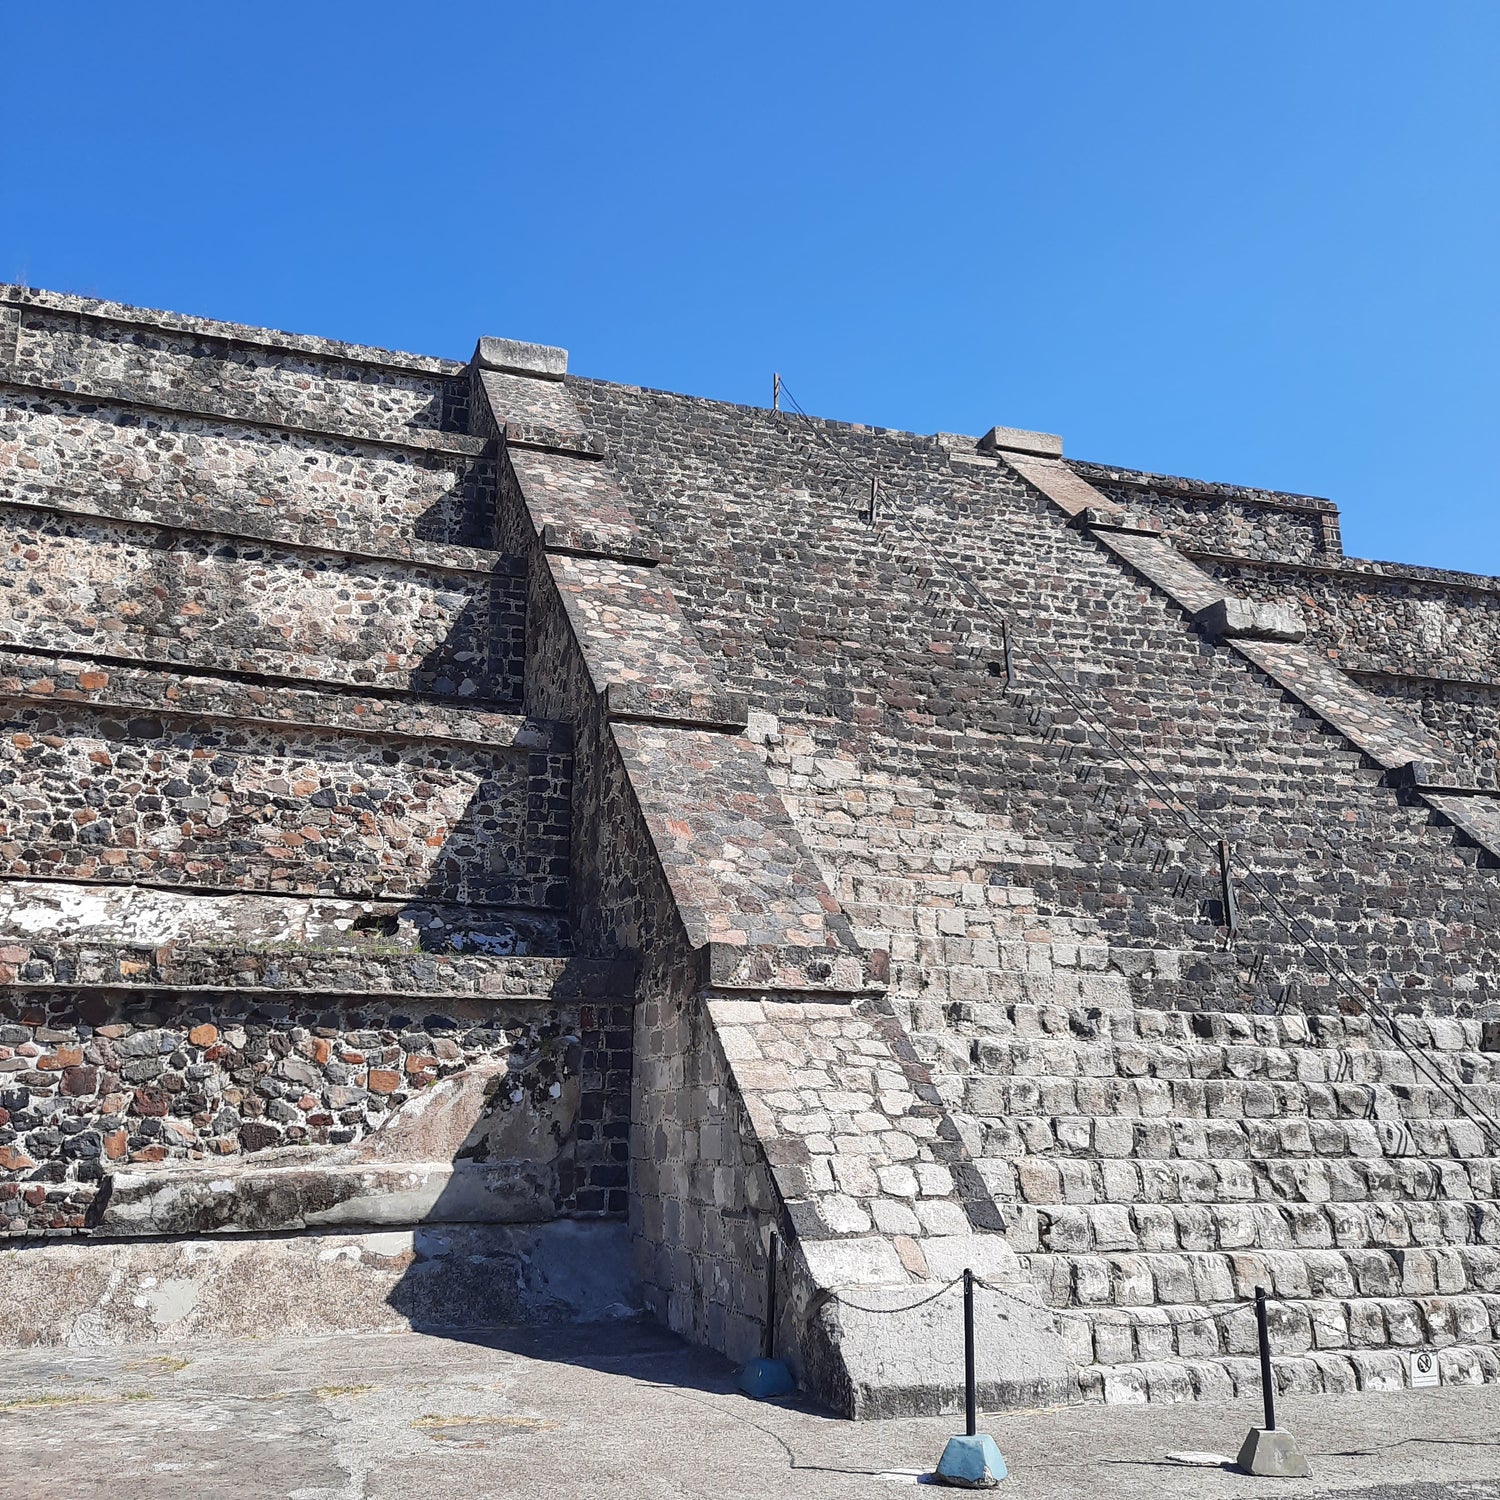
[736,1224,794,1401]
[963,1268,977,1439]
[763,1229,779,1362]
[1255,1286,1276,1434]
[1235,1286,1309,1477]
[935,1269,1006,1487]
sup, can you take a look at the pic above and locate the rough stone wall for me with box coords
[1349,675,1500,790]
[0,693,568,905]
[1200,555,1500,682]
[0,509,524,698]
[3,293,469,444]
[562,383,1500,1403]
[487,400,787,1363]
[1069,459,1342,564]
[1194,554,1500,787]
[0,388,496,552]
[6,282,1500,1405]
[0,289,631,1247]
[490,365,1068,1414]
[0,989,633,1232]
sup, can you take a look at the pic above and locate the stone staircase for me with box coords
[965,1002,1500,1400]
[764,731,1500,1402]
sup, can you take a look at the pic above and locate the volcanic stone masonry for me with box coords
[1,283,1499,1415]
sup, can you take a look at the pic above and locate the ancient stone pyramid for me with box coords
[1,285,1497,1415]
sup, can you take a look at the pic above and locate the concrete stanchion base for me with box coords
[737,1357,795,1400]
[934,1433,1008,1488]
[1237,1427,1311,1478]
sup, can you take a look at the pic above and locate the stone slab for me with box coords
[1195,596,1307,644]
[610,722,865,978]
[507,445,661,563]
[1003,451,1116,516]
[0,1219,639,1348]
[548,553,745,728]
[800,1276,1073,1419]
[978,426,1064,459]
[474,336,568,380]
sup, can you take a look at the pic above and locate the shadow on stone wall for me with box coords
[410,453,495,550]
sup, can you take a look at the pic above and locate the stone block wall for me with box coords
[0,987,633,1233]
[0,388,497,553]
[0,691,569,905]
[3,290,469,444]
[0,287,631,1260]
[571,380,1500,1017]
[1198,554,1500,681]
[1070,458,1342,564]
[485,358,1069,1415]
[0,509,524,699]
[563,383,1500,1403]
[1192,553,1500,787]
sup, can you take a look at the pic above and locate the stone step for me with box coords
[10,294,468,446]
[0,385,496,555]
[1011,1198,1496,1256]
[0,881,575,968]
[976,1112,1496,1163]
[895,977,1137,1029]
[1025,1245,1500,1310]
[962,1035,1499,1087]
[0,698,571,907]
[0,506,526,701]
[954,1074,1500,1122]
[1057,1291,1500,1368]
[937,1000,1494,1054]
[982,1151,1500,1206]
[1076,1343,1500,1405]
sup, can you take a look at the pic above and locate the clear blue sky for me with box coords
[3,3,1496,572]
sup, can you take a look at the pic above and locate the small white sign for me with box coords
[1410,1350,1440,1388]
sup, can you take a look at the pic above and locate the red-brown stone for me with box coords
[61,1065,100,1097]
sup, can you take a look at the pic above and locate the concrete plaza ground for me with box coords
[2,1321,1498,1500]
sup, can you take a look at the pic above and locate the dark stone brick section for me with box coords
[568,377,1500,1016]
[1353,673,1500,789]
[0,989,634,1234]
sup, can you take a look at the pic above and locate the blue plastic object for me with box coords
[934,1433,1008,1488]
[736,1357,795,1400]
